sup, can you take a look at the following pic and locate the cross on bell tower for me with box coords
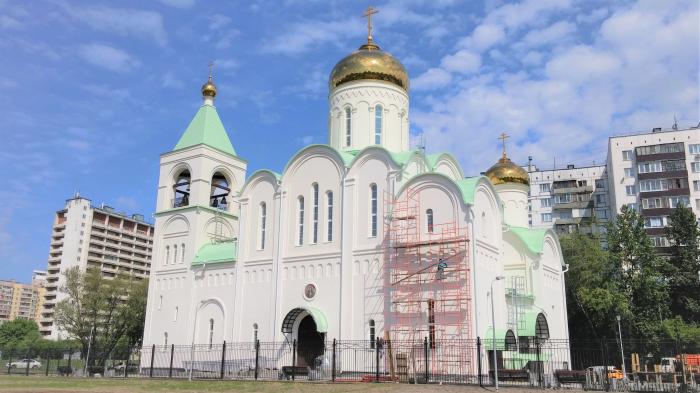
[498,132,510,160]
[362,6,379,43]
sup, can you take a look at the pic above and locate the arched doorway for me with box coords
[297,315,324,368]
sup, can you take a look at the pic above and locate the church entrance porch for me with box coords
[281,307,328,369]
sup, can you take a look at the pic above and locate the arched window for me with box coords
[210,172,230,210]
[173,170,190,207]
[164,246,170,266]
[370,184,378,237]
[312,183,319,244]
[326,191,333,242]
[369,319,376,349]
[164,332,168,347]
[158,295,163,310]
[259,203,267,250]
[173,306,178,322]
[173,244,178,265]
[209,318,214,349]
[374,105,382,145]
[253,323,259,343]
[181,243,185,264]
[345,107,352,147]
[428,299,436,349]
[297,196,305,245]
[426,209,434,233]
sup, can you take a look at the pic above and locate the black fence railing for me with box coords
[2,338,699,391]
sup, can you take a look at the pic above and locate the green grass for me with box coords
[0,376,402,392]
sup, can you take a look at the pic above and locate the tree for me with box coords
[561,233,628,340]
[666,204,700,324]
[53,267,148,367]
[606,205,669,341]
[0,319,41,349]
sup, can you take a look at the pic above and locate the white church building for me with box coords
[142,27,569,374]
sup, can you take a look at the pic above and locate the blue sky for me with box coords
[0,0,697,281]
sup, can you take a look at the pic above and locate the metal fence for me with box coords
[2,338,699,392]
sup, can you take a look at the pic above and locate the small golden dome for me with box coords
[329,39,409,92]
[485,156,530,186]
[201,76,217,98]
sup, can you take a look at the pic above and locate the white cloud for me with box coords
[161,72,184,89]
[79,44,141,73]
[459,24,505,51]
[413,68,452,91]
[261,18,360,55]
[62,5,168,46]
[0,15,20,29]
[157,0,196,8]
[413,0,699,173]
[441,50,481,74]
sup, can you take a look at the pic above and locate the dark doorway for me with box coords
[297,315,324,368]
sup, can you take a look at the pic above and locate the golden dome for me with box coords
[485,156,530,186]
[201,76,217,98]
[329,39,409,92]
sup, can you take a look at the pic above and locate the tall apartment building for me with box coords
[40,195,154,339]
[528,163,611,238]
[0,278,45,325]
[607,126,700,250]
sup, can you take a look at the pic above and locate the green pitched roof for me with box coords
[455,177,481,204]
[174,104,236,156]
[508,226,548,254]
[192,241,237,266]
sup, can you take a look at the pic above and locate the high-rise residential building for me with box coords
[0,278,45,325]
[528,163,611,238]
[40,195,154,339]
[607,126,700,251]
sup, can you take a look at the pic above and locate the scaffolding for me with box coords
[383,186,472,377]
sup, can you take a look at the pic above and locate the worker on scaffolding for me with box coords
[436,258,447,280]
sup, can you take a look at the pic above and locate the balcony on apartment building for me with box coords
[552,180,594,195]
[635,142,685,162]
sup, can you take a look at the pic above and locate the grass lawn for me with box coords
[0,375,469,393]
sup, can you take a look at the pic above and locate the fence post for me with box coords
[124,350,130,379]
[254,340,260,381]
[477,337,482,387]
[45,351,50,376]
[535,338,542,388]
[220,341,226,379]
[332,339,336,383]
[168,344,174,379]
[602,337,609,392]
[424,337,429,384]
[375,337,380,383]
[6,349,12,375]
[149,344,155,378]
[25,349,31,376]
[292,339,296,381]
[66,349,72,377]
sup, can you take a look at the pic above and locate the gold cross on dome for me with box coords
[498,132,510,159]
[208,60,214,80]
[362,6,379,42]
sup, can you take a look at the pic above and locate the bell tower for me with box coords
[143,70,247,346]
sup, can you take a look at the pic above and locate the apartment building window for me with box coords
[638,162,661,173]
[640,179,669,192]
[595,179,606,189]
[626,185,636,195]
[689,144,700,154]
[691,162,700,173]
[539,183,550,193]
[644,216,664,228]
[626,203,638,212]
[696,199,700,210]
[595,209,609,219]
[541,213,552,223]
[636,143,683,156]
[556,210,573,220]
[650,236,669,247]
[540,198,551,208]
[642,197,663,209]
[622,150,633,161]
[669,196,690,208]
[624,168,635,177]
[554,194,572,204]
[595,194,607,205]
[696,180,700,191]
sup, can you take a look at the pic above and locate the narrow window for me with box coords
[173,245,178,265]
[345,108,352,147]
[158,295,163,310]
[298,196,305,245]
[312,183,319,244]
[210,172,230,210]
[164,246,170,266]
[326,191,334,242]
[260,203,267,250]
[209,318,214,349]
[369,319,376,349]
[426,209,434,233]
[374,105,382,144]
[253,323,259,343]
[173,306,178,322]
[428,299,436,349]
[164,332,168,347]
[181,243,185,264]
[173,170,191,207]
[370,184,378,237]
